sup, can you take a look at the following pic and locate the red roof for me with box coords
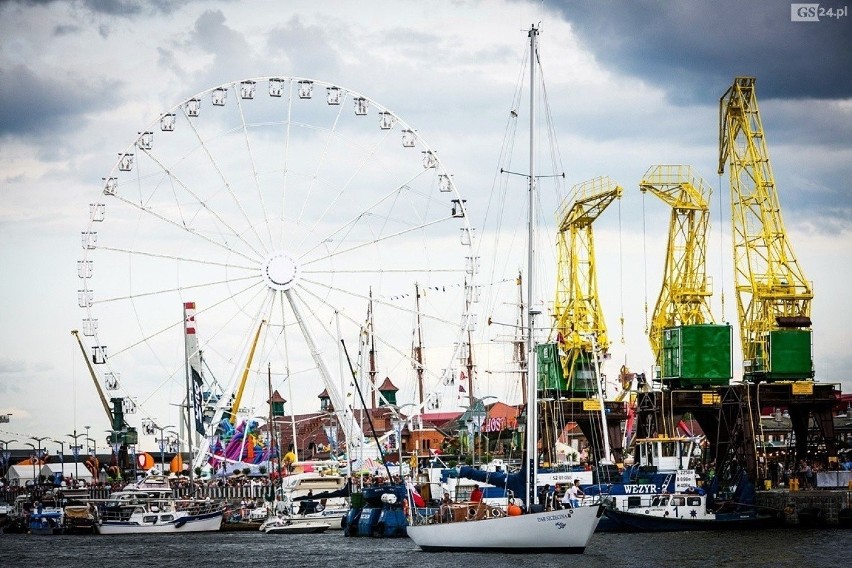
[378,377,398,392]
[267,390,286,403]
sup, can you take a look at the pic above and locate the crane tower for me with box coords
[551,176,622,396]
[718,77,813,382]
[640,165,731,389]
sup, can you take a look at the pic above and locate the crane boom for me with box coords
[71,329,114,422]
[640,165,714,362]
[553,176,622,394]
[719,77,813,381]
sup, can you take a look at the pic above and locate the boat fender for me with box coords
[174,518,187,528]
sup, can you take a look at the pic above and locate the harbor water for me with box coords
[0,528,848,567]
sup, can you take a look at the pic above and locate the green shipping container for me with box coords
[661,324,732,387]
[536,343,564,390]
[767,329,813,380]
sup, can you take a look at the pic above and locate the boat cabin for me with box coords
[635,436,697,472]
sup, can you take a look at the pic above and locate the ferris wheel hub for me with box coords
[262,250,300,290]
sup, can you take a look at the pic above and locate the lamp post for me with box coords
[24,442,37,485]
[106,429,127,481]
[30,436,50,485]
[67,430,85,483]
[52,439,66,483]
[0,439,17,479]
[386,403,416,478]
[460,396,495,465]
[86,437,97,456]
[154,425,175,476]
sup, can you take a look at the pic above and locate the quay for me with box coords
[757,488,852,526]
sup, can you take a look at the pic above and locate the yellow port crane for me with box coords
[553,176,622,395]
[640,165,714,360]
[640,165,731,389]
[719,77,813,382]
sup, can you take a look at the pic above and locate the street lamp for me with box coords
[0,439,17,479]
[154,425,175,476]
[52,439,66,483]
[30,436,50,485]
[67,430,85,483]
[106,429,128,480]
[460,396,496,465]
[24,442,37,485]
[86,437,97,456]
[386,403,416,478]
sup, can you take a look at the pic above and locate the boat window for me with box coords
[161,515,173,522]
[143,515,158,523]
[670,496,685,506]
[687,497,701,507]
[627,496,642,508]
[651,496,669,506]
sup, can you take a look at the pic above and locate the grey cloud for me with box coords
[10,0,190,16]
[545,0,852,102]
[0,64,120,139]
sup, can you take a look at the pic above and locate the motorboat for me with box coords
[94,475,224,535]
[259,515,330,534]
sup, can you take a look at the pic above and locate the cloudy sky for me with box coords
[1,0,850,455]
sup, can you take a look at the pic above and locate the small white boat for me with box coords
[259,515,330,534]
[94,475,224,535]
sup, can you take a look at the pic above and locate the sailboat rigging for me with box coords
[406,25,603,553]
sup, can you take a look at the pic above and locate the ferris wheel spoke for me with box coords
[301,216,454,268]
[177,108,269,259]
[297,167,434,260]
[294,282,449,393]
[98,246,257,272]
[290,90,349,236]
[93,274,262,306]
[297,275,463,329]
[234,90,276,253]
[105,279,267,359]
[107,190,262,265]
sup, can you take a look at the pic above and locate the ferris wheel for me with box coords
[77,77,478,453]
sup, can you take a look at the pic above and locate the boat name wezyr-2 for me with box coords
[622,484,660,494]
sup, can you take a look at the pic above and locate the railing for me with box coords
[2,483,274,506]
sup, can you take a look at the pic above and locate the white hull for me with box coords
[96,512,223,535]
[261,518,330,534]
[407,505,602,552]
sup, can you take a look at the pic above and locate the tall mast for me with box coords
[413,282,426,406]
[368,288,378,409]
[514,272,528,406]
[183,301,199,484]
[267,362,276,478]
[525,24,539,510]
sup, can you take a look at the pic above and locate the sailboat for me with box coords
[406,25,603,553]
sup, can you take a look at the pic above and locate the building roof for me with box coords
[267,389,286,404]
[378,377,398,392]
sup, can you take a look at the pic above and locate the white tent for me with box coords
[5,464,40,486]
[40,463,94,484]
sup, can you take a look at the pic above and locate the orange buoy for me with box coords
[507,504,522,516]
